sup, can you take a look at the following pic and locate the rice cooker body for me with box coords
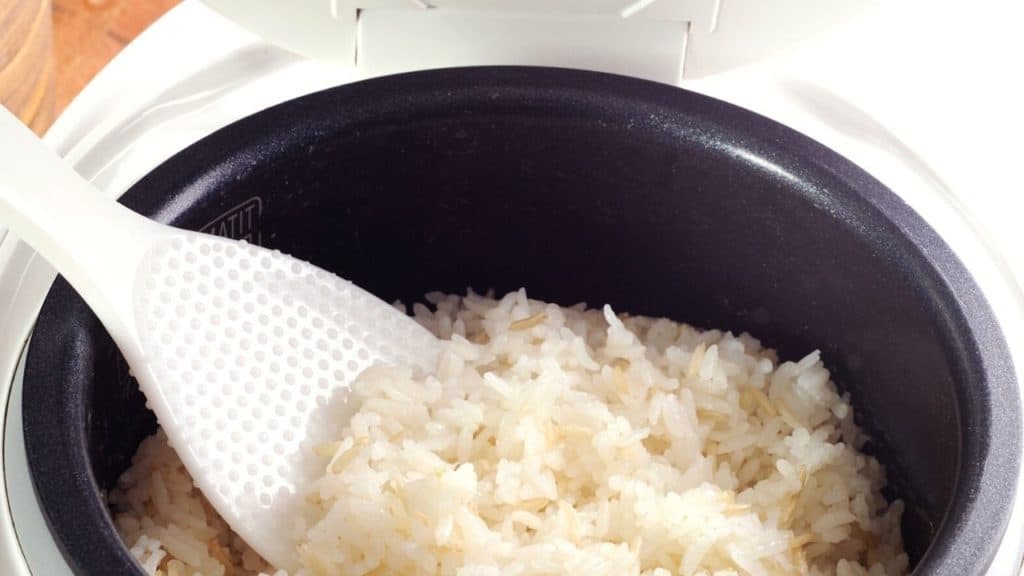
[22,67,1020,575]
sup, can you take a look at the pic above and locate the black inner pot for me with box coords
[22,67,1020,575]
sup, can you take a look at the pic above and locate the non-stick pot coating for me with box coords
[23,67,1020,575]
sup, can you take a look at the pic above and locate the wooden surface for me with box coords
[1,0,55,133]
[52,0,181,114]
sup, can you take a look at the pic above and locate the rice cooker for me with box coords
[2,1,1023,574]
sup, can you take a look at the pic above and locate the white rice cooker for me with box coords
[1,0,1022,573]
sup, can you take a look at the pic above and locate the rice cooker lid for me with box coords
[198,0,879,82]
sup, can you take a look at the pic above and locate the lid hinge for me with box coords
[349,0,720,85]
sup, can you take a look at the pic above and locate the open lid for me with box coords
[199,0,879,84]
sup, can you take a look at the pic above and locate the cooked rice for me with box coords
[111,289,907,575]
[109,431,281,576]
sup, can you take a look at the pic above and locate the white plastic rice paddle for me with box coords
[0,107,441,570]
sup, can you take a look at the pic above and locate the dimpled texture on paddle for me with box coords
[132,233,440,568]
